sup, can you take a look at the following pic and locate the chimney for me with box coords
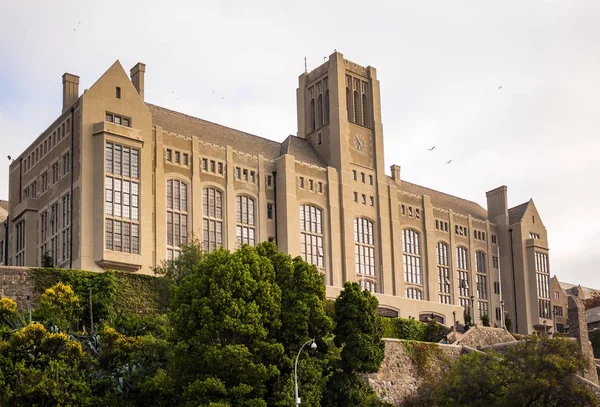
[62,73,79,113]
[130,62,146,101]
[390,164,401,185]
[486,185,508,223]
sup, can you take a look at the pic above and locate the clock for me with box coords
[353,134,369,155]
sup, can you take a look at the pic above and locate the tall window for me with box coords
[346,87,352,122]
[236,195,256,247]
[167,180,189,260]
[105,142,140,254]
[536,252,551,319]
[15,220,26,266]
[436,242,450,304]
[310,98,316,132]
[355,218,375,292]
[61,193,71,262]
[324,90,330,125]
[362,93,369,127]
[353,90,361,125]
[457,247,470,312]
[475,251,488,318]
[203,188,223,252]
[50,202,59,265]
[300,205,325,273]
[403,230,422,298]
[317,94,323,128]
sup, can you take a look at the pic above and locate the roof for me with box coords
[147,104,326,167]
[586,306,600,325]
[508,201,529,225]
[0,206,6,222]
[0,200,7,211]
[399,181,488,221]
[560,281,600,299]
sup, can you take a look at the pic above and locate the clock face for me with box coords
[353,134,369,155]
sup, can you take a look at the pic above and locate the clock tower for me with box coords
[296,52,395,295]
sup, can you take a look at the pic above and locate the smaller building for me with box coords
[550,276,600,334]
[586,306,600,332]
[0,200,8,266]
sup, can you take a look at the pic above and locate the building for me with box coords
[3,52,555,333]
[0,200,7,265]
[550,277,600,334]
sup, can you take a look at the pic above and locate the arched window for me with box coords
[309,98,316,132]
[353,90,361,125]
[203,188,223,252]
[402,229,422,290]
[346,87,352,122]
[324,90,330,124]
[299,205,325,273]
[475,251,488,318]
[406,287,423,300]
[317,94,323,129]
[166,179,188,260]
[355,217,376,292]
[236,195,255,246]
[436,242,450,304]
[362,93,369,127]
[457,247,470,312]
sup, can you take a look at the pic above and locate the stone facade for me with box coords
[3,51,558,333]
[569,296,599,384]
[0,266,36,312]
[363,339,465,405]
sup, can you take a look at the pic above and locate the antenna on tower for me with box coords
[304,57,307,72]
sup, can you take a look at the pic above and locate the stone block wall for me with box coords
[363,339,464,405]
[0,267,36,311]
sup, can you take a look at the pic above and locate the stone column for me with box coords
[568,296,599,384]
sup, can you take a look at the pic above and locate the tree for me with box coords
[404,336,598,407]
[323,282,387,407]
[153,238,205,283]
[41,251,54,268]
[584,291,600,310]
[0,323,94,406]
[333,282,384,373]
[37,282,82,332]
[169,246,284,406]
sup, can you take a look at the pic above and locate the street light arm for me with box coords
[294,339,315,406]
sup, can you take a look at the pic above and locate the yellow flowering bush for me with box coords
[0,297,18,319]
[37,282,81,331]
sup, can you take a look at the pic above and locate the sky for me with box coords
[1,1,599,287]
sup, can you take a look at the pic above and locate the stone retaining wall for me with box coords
[0,267,36,311]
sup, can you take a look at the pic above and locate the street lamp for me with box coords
[294,338,317,406]
[470,295,475,325]
[500,300,505,328]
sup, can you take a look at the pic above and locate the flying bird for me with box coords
[7,155,11,160]
[498,86,502,89]
[428,146,436,151]
[446,160,452,164]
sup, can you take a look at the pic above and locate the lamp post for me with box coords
[500,300,505,328]
[552,308,556,337]
[470,295,475,326]
[452,310,457,330]
[294,338,317,406]
[543,319,547,336]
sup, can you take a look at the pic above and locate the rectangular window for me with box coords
[352,170,357,181]
[202,158,208,171]
[492,255,499,269]
[299,177,304,188]
[114,115,121,125]
[496,307,502,321]
[166,149,172,162]
[361,194,366,204]
[370,196,374,206]
[52,162,59,184]
[116,87,121,98]
[309,179,314,191]
[369,175,373,185]
[318,182,323,193]
[218,162,224,175]
[210,160,216,173]
[267,175,273,187]
[494,281,500,294]
[267,203,274,219]
[361,172,365,183]
[175,151,180,164]
[183,153,189,166]
[63,152,70,175]
[354,192,358,202]
[554,291,559,299]
[122,117,130,127]
[250,171,255,183]
[235,167,241,179]
[492,234,498,244]
[553,305,563,317]
[401,204,406,215]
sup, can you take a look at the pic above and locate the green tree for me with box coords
[0,323,94,406]
[154,238,204,283]
[41,251,54,268]
[37,282,82,331]
[257,243,333,406]
[584,291,600,310]
[405,336,598,407]
[323,282,387,407]
[169,246,284,406]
